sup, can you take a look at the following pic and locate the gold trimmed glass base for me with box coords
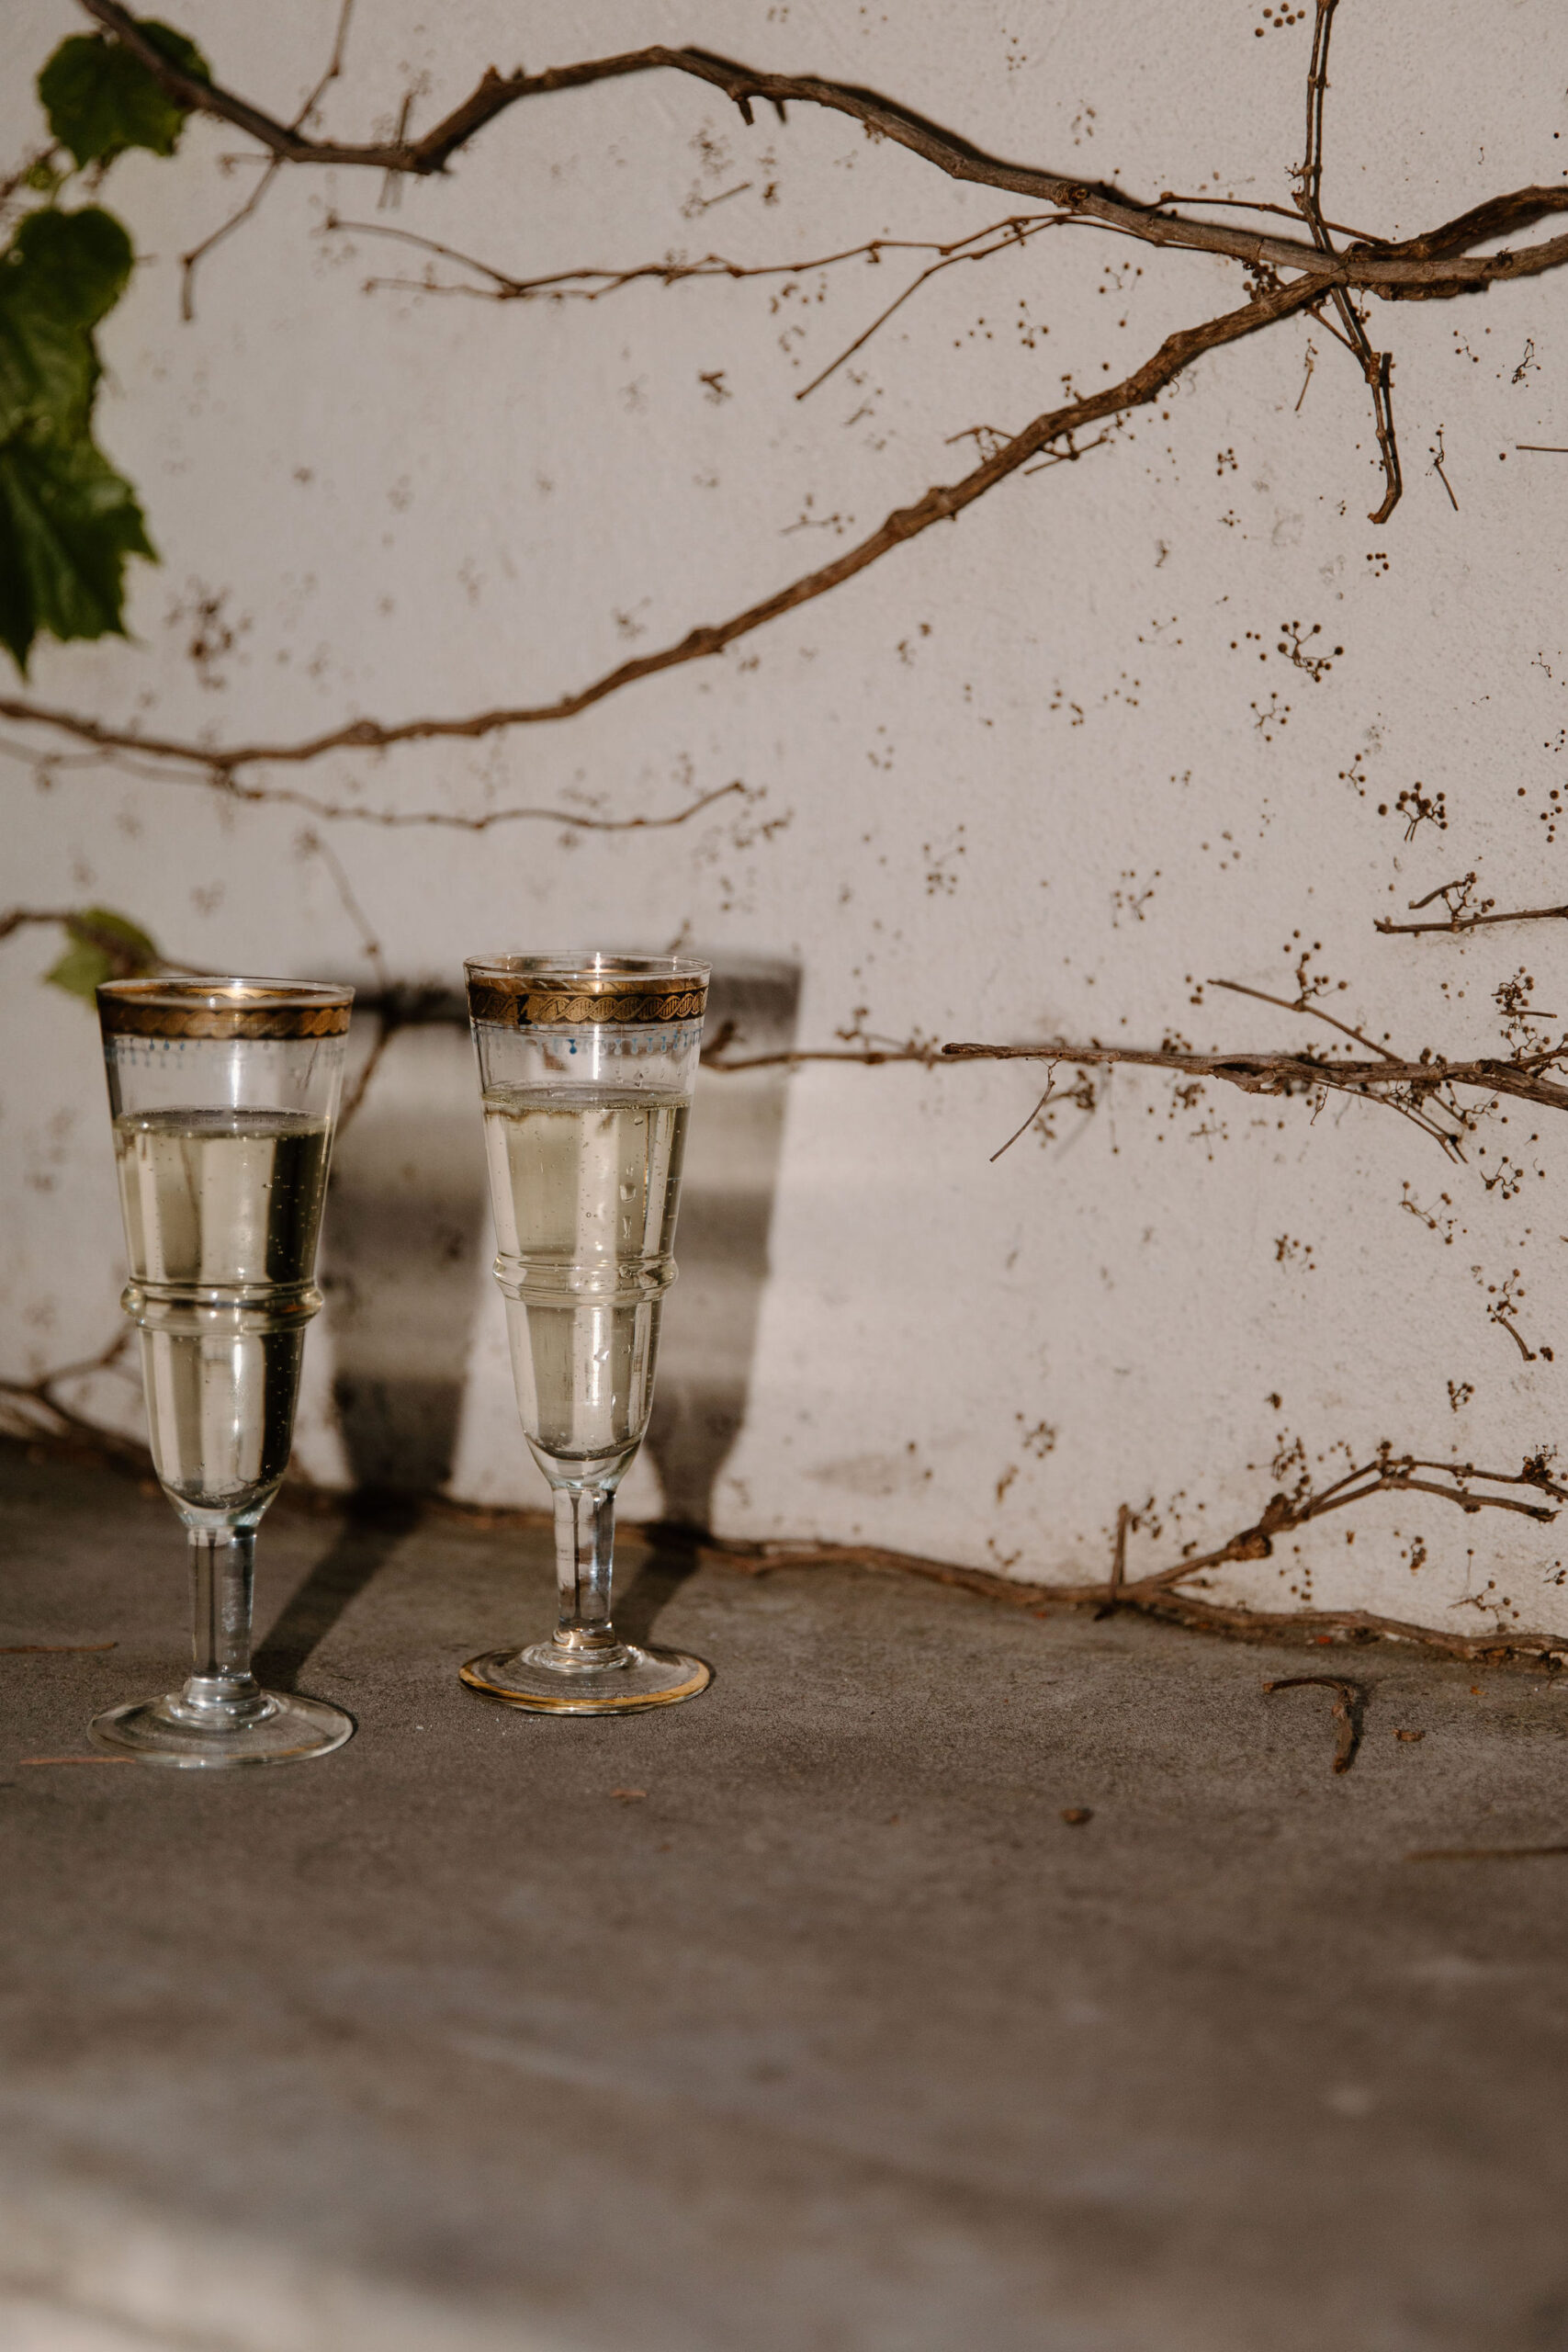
[459,1641,710,1714]
[89,1690,355,1767]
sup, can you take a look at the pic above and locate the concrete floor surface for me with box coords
[4,1449,1568,2351]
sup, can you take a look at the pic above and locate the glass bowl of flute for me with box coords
[92,975,354,1766]
[463,952,711,1713]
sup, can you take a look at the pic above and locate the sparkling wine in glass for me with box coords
[463,952,710,1713]
[91,977,354,1767]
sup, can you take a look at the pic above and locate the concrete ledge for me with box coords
[6,1450,1568,2351]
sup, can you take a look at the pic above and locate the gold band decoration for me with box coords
[468,960,708,1030]
[97,978,354,1041]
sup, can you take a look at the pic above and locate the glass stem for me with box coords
[551,1482,626,1662]
[183,1518,268,1719]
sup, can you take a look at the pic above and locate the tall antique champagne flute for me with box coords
[463,952,710,1713]
[91,976,355,1767]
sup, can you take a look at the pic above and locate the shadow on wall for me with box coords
[321,1000,489,1497]
[260,959,796,1686]
[645,953,801,1531]
[260,999,487,1690]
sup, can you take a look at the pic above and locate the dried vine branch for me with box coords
[714,975,1568,1164]
[1295,0,1402,520]
[327,207,1059,309]
[0,278,1317,775]
[1377,880,1568,938]
[6,13,1563,780]
[942,966,1568,1161]
[710,1457,1568,1664]
[0,903,201,978]
[74,2,1568,296]
[944,1038,1563,1149]
[0,729,750,835]
[0,1327,144,1464]
[326,205,1088,406]
[1121,1450,1564,1609]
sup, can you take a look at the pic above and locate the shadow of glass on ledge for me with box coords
[644,952,801,1532]
[321,1005,490,1498]
[610,1521,708,1655]
[263,1001,490,1689]
[253,1487,423,1693]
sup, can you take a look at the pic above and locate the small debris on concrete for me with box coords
[1262,1676,1364,1773]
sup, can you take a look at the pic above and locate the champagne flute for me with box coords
[463,952,710,1713]
[90,976,355,1767]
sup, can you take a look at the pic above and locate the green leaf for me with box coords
[38,20,210,169]
[0,435,154,673]
[0,209,135,441]
[9,207,135,331]
[0,206,152,671]
[44,939,116,1001]
[44,907,163,1003]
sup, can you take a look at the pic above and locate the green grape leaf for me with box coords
[0,209,152,672]
[0,434,154,673]
[38,20,210,169]
[44,907,164,1002]
[0,208,135,439]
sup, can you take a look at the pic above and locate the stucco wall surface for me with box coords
[5,0,1568,1635]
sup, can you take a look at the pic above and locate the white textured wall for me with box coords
[6,0,1568,1635]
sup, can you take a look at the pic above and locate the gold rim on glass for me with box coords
[97,976,354,1041]
[458,1648,712,1713]
[465,952,708,1031]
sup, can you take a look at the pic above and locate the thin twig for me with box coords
[298,828,387,991]
[1378,902,1568,937]
[327,208,1060,306]
[1106,1503,1130,1610]
[0,280,1320,775]
[989,1069,1058,1161]
[0,742,750,836]
[1296,0,1402,521]
[940,962,1568,1155]
[791,219,1074,401]
[339,208,1085,400]
[1208,975,1404,1063]
[180,0,355,320]
[1262,1674,1364,1772]
[703,1042,946,1072]
[0,904,199,977]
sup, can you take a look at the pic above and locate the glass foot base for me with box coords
[88,1690,355,1768]
[459,1642,711,1714]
